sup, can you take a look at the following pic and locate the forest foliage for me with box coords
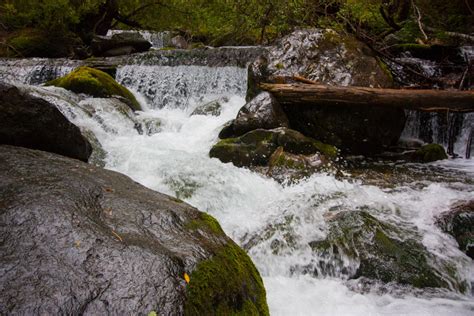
[0,0,472,50]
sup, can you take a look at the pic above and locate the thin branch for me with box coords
[411,1,428,41]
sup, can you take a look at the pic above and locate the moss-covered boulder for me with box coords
[210,127,337,167]
[437,201,474,259]
[3,28,80,58]
[310,211,465,291]
[411,144,448,163]
[184,240,269,315]
[47,67,141,111]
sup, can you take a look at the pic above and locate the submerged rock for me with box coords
[191,98,226,116]
[0,83,92,162]
[210,127,337,167]
[437,201,474,259]
[310,211,466,291]
[0,145,268,315]
[47,67,141,111]
[219,92,289,138]
[246,29,406,155]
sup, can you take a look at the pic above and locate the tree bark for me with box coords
[259,83,474,112]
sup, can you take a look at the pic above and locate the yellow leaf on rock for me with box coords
[184,272,190,284]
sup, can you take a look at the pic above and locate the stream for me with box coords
[1,49,473,315]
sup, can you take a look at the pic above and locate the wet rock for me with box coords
[247,29,394,100]
[218,92,289,138]
[171,35,189,49]
[91,32,152,57]
[81,129,107,167]
[191,98,225,116]
[0,145,268,315]
[210,128,337,167]
[310,211,465,291]
[267,146,329,183]
[0,83,92,162]
[437,201,474,259]
[47,67,141,111]
[246,29,406,155]
[136,117,163,135]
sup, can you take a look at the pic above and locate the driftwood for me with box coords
[259,83,474,112]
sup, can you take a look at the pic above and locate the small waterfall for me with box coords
[0,58,80,85]
[401,111,473,158]
[116,65,247,109]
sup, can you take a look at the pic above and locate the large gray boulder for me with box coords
[0,145,268,315]
[0,82,92,162]
[246,29,406,155]
[219,92,289,139]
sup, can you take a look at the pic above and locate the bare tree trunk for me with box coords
[259,83,474,112]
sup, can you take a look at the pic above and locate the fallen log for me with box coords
[259,83,474,112]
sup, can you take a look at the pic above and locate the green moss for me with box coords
[312,140,338,159]
[184,242,269,316]
[186,212,225,236]
[275,62,284,70]
[413,144,448,163]
[46,67,141,111]
[376,57,394,83]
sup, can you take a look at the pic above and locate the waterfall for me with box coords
[0,58,80,85]
[401,111,473,158]
[1,51,474,315]
[116,65,247,109]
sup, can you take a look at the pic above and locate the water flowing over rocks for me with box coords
[310,211,467,291]
[437,201,474,259]
[0,82,92,162]
[191,98,225,116]
[0,145,268,315]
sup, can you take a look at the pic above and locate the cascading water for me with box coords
[1,54,474,315]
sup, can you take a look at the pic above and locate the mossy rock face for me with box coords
[46,67,141,111]
[210,128,337,167]
[184,241,269,316]
[5,28,79,58]
[310,211,464,290]
[246,29,406,155]
[412,144,448,163]
[437,201,474,259]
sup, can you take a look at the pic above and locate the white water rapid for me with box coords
[3,58,474,316]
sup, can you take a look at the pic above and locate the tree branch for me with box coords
[411,1,428,41]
